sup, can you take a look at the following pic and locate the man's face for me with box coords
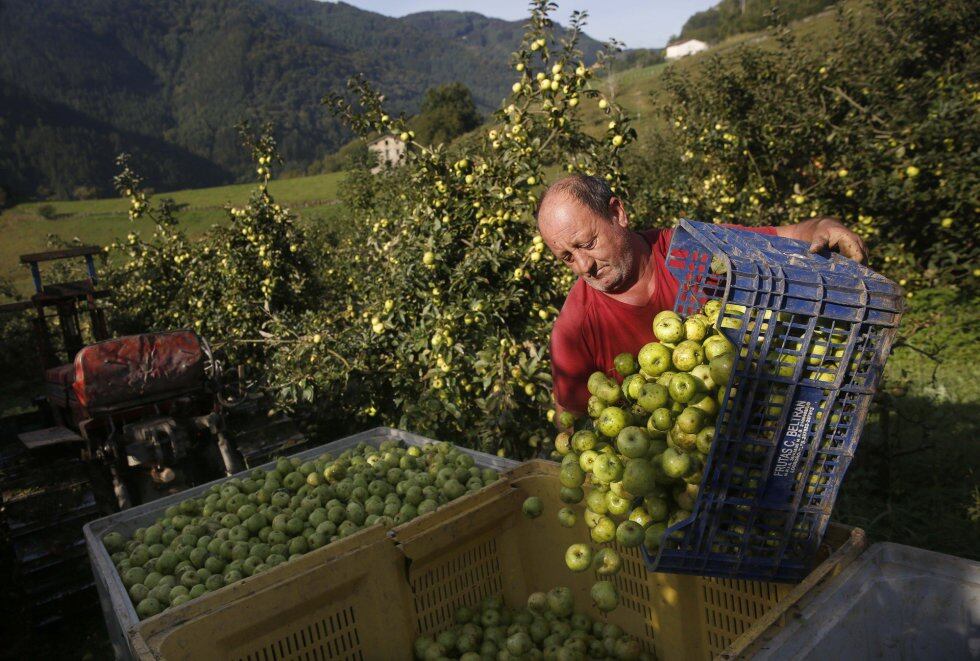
[538,193,636,293]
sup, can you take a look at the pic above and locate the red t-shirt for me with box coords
[550,225,777,414]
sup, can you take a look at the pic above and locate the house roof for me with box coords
[666,38,708,48]
[367,133,402,147]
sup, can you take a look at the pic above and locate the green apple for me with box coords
[522,496,543,518]
[596,406,628,437]
[565,543,593,572]
[590,581,619,613]
[668,372,701,403]
[571,430,598,453]
[669,426,698,452]
[650,407,674,432]
[676,407,707,434]
[709,352,735,388]
[656,370,677,389]
[668,509,692,527]
[695,427,715,454]
[559,463,585,488]
[527,591,548,614]
[547,587,574,617]
[643,523,668,552]
[621,373,645,401]
[592,547,622,576]
[559,486,584,504]
[592,453,624,483]
[561,452,580,469]
[616,520,645,547]
[604,490,630,517]
[703,334,734,361]
[609,480,628,498]
[690,392,719,419]
[637,382,670,413]
[614,352,638,377]
[690,364,715,391]
[654,316,685,344]
[578,449,599,473]
[590,516,616,543]
[629,403,648,427]
[587,371,608,396]
[702,299,722,319]
[616,426,650,459]
[647,436,668,457]
[637,342,673,377]
[654,310,681,326]
[557,507,576,528]
[643,496,669,522]
[615,638,643,660]
[584,508,603,529]
[672,340,705,372]
[557,410,577,429]
[628,506,653,528]
[585,489,608,514]
[554,432,571,455]
[684,317,709,342]
[587,396,608,418]
[595,377,622,404]
[661,448,691,479]
[622,458,657,497]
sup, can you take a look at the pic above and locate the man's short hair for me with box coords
[535,174,614,222]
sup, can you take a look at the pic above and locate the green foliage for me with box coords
[411,83,483,147]
[679,0,837,44]
[105,123,318,369]
[836,286,980,559]
[253,3,634,456]
[631,0,979,291]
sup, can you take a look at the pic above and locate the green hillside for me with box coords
[0,172,347,297]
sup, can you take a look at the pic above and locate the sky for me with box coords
[334,1,720,49]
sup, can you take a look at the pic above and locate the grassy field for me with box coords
[0,172,347,297]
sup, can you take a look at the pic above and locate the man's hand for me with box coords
[776,217,868,263]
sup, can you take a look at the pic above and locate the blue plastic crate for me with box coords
[642,219,904,582]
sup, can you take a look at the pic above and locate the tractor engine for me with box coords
[50,330,243,508]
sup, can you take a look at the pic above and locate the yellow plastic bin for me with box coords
[129,460,865,660]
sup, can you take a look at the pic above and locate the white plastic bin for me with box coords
[83,426,519,660]
[744,542,979,659]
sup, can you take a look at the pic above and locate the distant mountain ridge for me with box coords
[0,0,602,199]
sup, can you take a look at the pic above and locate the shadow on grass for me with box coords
[834,395,980,561]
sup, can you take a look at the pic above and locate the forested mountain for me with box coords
[0,0,602,200]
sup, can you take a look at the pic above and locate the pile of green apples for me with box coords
[412,589,651,660]
[552,301,738,605]
[102,441,500,619]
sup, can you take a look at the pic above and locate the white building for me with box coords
[665,39,709,60]
[367,134,406,173]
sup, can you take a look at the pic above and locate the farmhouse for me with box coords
[665,38,709,60]
[367,134,406,173]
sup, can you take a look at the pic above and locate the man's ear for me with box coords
[608,196,629,228]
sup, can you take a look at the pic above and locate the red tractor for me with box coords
[0,246,256,623]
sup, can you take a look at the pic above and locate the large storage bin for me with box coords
[129,460,866,660]
[83,427,519,660]
[734,542,980,660]
[650,219,903,581]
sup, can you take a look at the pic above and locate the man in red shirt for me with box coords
[537,174,868,419]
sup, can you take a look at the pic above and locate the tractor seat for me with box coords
[46,363,76,387]
[45,363,77,407]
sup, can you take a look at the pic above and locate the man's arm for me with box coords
[775,217,868,263]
